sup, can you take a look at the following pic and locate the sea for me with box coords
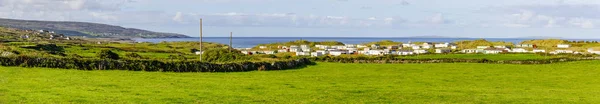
[133,37,600,48]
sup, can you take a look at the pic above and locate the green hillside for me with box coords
[0,18,189,38]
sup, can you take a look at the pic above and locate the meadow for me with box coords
[2,61,600,103]
[398,53,562,60]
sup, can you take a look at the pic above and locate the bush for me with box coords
[97,50,120,60]
[201,48,247,62]
[125,53,145,59]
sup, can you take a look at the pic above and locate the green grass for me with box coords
[399,54,560,60]
[2,61,600,103]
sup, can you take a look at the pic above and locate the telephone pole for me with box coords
[199,18,203,61]
[229,32,233,52]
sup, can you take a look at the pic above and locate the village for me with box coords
[238,41,600,57]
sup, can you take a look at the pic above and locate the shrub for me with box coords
[201,48,247,62]
[97,50,120,60]
[125,53,145,59]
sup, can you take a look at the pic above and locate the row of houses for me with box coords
[244,43,597,57]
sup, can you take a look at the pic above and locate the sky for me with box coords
[1,0,600,38]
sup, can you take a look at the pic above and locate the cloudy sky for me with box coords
[1,0,600,38]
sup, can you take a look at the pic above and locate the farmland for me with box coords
[2,61,600,103]
[398,54,561,60]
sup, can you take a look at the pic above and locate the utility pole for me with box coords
[230,32,233,53]
[199,18,203,61]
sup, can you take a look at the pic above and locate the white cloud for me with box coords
[172,12,184,23]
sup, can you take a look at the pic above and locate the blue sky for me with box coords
[1,0,600,38]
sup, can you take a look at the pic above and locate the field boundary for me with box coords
[0,56,314,72]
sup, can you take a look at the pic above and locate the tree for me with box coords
[97,50,120,60]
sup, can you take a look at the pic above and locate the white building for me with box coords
[511,48,529,53]
[551,50,574,54]
[329,50,349,56]
[397,50,415,55]
[434,43,449,48]
[516,44,533,48]
[311,52,324,57]
[316,50,328,55]
[532,49,546,53]
[414,49,428,54]
[357,45,368,48]
[435,49,452,53]
[484,48,505,54]
[366,50,386,55]
[371,44,381,49]
[557,44,570,48]
[588,48,600,54]
[300,45,309,49]
[462,49,479,53]
[412,46,421,50]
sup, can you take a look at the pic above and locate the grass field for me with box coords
[399,54,561,60]
[2,61,600,103]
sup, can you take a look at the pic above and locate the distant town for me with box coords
[235,41,600,57]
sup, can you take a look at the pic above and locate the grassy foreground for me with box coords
[2,61,600,103]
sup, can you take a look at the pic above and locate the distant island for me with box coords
[0,18,190,38]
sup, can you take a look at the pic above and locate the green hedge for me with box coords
[0,56,314,72]
[307,56,582,64]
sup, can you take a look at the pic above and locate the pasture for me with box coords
[1,61,600,103]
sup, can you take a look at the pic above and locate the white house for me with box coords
[532,49,546,53]
[357,45,368,48]
[557,44,570,48]
[422,43,433,49]
[462,49,478,53]
[414,49,428,54]
[484,48,505,54]
[516,44,533,48]
[435,49,452,53]
[316,50,328,55]
[329,50,349,56]
[450,46,458,50]
[346,44,357,48]
[366,50,386,55]
[589,48,600,54]
[397,50,414,55]
[412,46,421,50]
[434,43,449,48]
[290,48,302,52]
[551,50,574,54]
[300,45,309,49]
[371,44,381,49]
[311,52,324,57]
[511,48,529,53]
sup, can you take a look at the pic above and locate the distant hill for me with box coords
[403,35,467,38]
[0,18,190,38]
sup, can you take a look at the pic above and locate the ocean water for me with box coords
[133,37,600,48]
